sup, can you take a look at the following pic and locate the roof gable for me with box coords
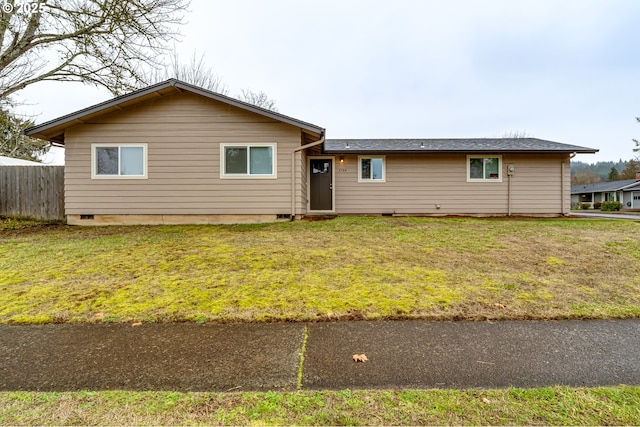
[25,79,325,144]
[324,138,598,154]
[624,181,640,191]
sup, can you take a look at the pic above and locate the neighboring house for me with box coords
[0,155,41,165]
[571,177,640,209]
[25,79,598,225]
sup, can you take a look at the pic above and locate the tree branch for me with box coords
[0,0,189,102]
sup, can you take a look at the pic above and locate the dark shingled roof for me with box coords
[571,180,640,194]
[324,138,597,154]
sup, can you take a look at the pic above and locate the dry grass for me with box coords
[1,387,640,425]
[1,216,639,323]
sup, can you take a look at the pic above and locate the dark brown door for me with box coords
[309,158,333,211]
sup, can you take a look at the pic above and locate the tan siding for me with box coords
[332,153,569,215]
[297,150,308,215]
[303,151,309,209]
[65,92,303,216]
[87,94,281,125]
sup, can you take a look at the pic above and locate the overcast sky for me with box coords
[23,0,640,164]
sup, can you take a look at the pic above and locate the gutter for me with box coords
[291,132,326,219]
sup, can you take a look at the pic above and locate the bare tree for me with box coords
[620,159,640,179]
[145,51,279,111]
[145,50,229,94]
[238,89,278,112]
[502,130,531,138]
[571,168,602,185]
[633,117,640,160]
[0,0,189,104]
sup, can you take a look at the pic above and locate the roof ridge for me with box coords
[324,138,597,153]
[25,79,324,142]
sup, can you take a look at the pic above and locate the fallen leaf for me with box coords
[482,398,491,404]
[494,303,506,309]
[352,354,368,362]
[131,322,142,327]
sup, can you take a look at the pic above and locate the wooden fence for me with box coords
[0,166,65,220]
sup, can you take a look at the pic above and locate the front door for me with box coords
[309,158,333,211]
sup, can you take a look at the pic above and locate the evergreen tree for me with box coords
[0,109,47,161]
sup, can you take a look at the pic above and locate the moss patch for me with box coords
[1,217,639,323]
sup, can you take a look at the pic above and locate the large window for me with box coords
[358,156,385,182]
[467,155,502,182]
[92,144,147,179]
[221,144,276,178]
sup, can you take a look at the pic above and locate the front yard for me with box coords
[1,216,639,324]
[2,216,640,425]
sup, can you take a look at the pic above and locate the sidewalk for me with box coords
[1,320,639,392]
[569,211,640,220]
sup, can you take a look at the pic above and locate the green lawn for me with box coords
[1,215,639,324]
[2,216,640,425]
[2,387,639,425]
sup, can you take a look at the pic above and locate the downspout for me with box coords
[507,162,514,216]
[564,152,577,215]
[291,131,326,220]
[507,172,512,216]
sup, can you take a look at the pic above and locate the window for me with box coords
[92,144,147,179]
[358,156,385,182]
[605,192,618,202]
[467,155,502,182]
[221,144,276,178]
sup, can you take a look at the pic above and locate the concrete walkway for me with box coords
[569,212,640,220]
[1,320,639,392]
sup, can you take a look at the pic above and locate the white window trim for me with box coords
[358,155,386,183]
[220,143,277,179]
[466,154,502,182]
[91,143,148,179]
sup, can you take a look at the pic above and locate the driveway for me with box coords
[569,212,640,220]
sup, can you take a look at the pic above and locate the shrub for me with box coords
[579,203,591,210]
[601,201,622,211]
[594,202,602,210]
